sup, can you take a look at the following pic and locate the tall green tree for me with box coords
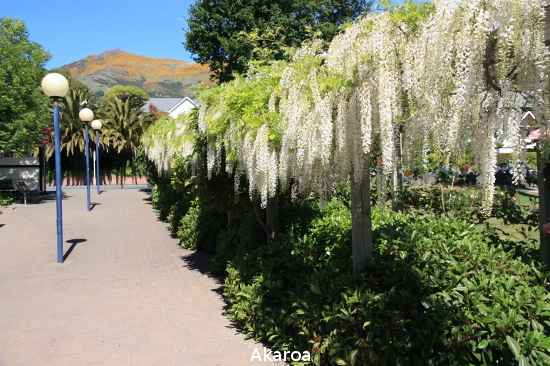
[103,85,150,109]
[102,97,153,154]
[99,85,152,156]
[0,17,51,154]
[55,88,97,156]
[183,0,372,82]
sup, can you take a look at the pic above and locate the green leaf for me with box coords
[310,284,322,295]
[534,350,550,361]
[349,349,358,366]
[477,339,489,349]
[506,336,521,358]
[333,358,347,365]
[479,315,496,323]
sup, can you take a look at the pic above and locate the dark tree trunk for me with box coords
[538,151,550,265]
[253,193,279,245]
[351,168,373,274]
[266,195,279,244]
[227,208,237,228]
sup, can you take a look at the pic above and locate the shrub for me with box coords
[195,203,227,254]
[223,202,550,365]
[0,192,16,206]
[177,200,200,250]
[212,207,267,274]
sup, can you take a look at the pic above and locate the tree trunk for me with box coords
[227,208,237,228]
[538,151,550,265]
[266,195,279,244]
[253,193,279,245]
[351,168,373,274]
[392,128,404,211]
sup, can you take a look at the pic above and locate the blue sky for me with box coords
[2,0,425,70]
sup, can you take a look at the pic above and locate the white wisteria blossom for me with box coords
[320,0,548,213]
[142,114,195,176]
[143,0,549,269]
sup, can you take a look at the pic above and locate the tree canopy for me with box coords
[183,0,372,82]
[190,0,546,214]
[102,85,150,110]
[0,16,51,154]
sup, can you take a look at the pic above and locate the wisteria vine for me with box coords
[145,0,549,214]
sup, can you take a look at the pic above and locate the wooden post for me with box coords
[351,167,373,274]
[538,151,550,265]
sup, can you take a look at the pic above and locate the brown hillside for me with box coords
[60,48,213,98]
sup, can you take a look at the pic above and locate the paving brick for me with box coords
[0,187,287,365]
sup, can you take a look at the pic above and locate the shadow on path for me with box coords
[141,188,152,204]
[180,250,215,277]
[64,238,87,261]
[35,191,72,204]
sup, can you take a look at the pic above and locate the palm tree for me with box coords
[45,89,96,158]
[61,89,90,155]
[102,97,153,155]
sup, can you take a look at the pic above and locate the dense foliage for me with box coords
[182,0,549,222]
[102,85,150,108]
[145,168,550,365]
[0,16,51,154]
[184,0,372,82]
[223,200,550,365]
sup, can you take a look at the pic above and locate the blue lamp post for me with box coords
[41,73,69,263]
[91,119,102,195]
[79,108,94,211]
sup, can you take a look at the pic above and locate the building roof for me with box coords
[142,97,199,117]
[143,98,184,112]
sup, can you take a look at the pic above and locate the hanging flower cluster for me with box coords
[141,114,195,176]
[323,0,548,212]
[197,62,286,205]
[149,0,549,214]
[401,0,548,211]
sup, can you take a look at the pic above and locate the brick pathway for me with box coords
[0,187,285,366]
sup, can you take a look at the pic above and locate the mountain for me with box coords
[60,48,213,98]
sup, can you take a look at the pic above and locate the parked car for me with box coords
[497,162,513,173]
[495,162,513,184]
[525,166,538,186]
[494,162,538,186]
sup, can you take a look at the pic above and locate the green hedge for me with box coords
[223,202,550,365]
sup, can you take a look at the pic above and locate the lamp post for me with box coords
[79,108,94,211]
[41,73,69,263]
[91,119,102,195]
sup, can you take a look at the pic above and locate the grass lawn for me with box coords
[405,183,541,250]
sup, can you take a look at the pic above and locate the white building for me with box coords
[495,111,537,154]
[142,97,198,118]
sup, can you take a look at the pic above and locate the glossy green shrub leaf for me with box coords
[310,284,322,296]
[507,336,521,358]
[478,339,489,349]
